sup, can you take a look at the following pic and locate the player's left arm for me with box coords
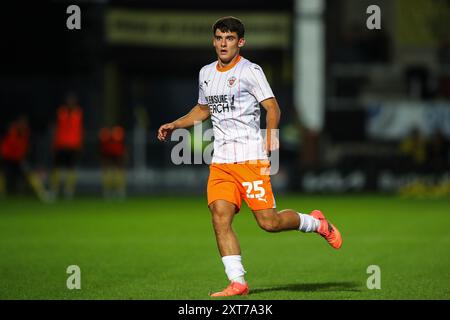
[260,97,281,153]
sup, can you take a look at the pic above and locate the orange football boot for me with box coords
[210,281,249,297]
[310,210,343,249]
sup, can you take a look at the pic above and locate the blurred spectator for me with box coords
[334,23,390,64]
[334,24,366,64]
[437,39,450,66]
[437,75,450,99]
[0,117,29,195]
[427,129,449,171]
[50,93,83,200]
[404,65,435,100]
[99,126,127,199]
[400,128,427,168]
[363,29,391,63]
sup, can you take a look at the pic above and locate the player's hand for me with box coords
[157,123,176,141]
[264,130,279,156]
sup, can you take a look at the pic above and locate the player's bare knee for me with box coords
[210,202,234,216]
[210,204,233,228]
[212,213,231,226]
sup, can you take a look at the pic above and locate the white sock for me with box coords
[222,255,246,284]
[298,213,320,233]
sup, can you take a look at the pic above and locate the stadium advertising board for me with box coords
[366,102,450,140]
[105,10,291,48]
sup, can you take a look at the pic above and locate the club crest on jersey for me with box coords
[227,76,237,87]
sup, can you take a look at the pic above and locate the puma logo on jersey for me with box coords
[257,197,268,203]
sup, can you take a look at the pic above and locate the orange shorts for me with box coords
[207,160,276,212]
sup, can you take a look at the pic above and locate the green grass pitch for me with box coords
[0,194,449,300]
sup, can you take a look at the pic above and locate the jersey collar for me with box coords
[216,55,242,72]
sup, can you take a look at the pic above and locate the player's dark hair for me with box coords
[212,16,245,39]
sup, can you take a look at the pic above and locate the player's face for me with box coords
[213,30,245,64]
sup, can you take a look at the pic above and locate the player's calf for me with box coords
[253,208,301,233]
[256,215,281,233]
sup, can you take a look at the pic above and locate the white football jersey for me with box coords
[198,56,275,163]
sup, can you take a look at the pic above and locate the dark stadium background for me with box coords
[0,0,449,301]
[1,0,449,195]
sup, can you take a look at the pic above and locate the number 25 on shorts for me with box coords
[242,180,265,199]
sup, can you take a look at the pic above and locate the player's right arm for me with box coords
[157,104,210,141]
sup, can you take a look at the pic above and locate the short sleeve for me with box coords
[198,69,208,105]
[246,64,275,103]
